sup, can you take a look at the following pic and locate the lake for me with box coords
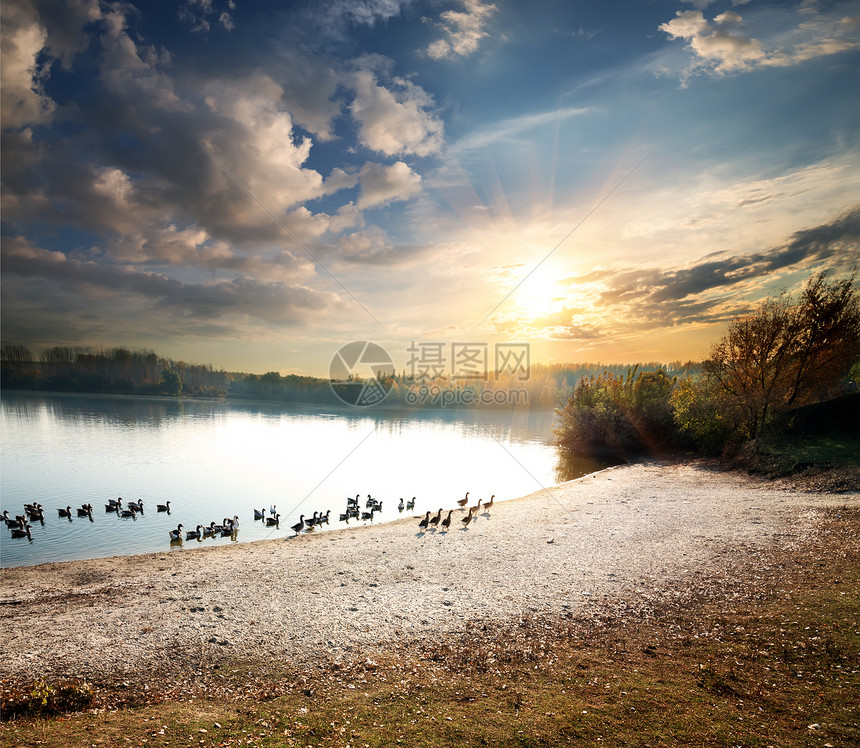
[0,392,610,568]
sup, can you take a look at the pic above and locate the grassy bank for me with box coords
[2,507,857,747]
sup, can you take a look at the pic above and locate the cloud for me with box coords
[1,237,341,326]
[178,0,236,34]
[594,206,860,326]
[0,0,55,130]
[297,0,412,42]
[659,3,860,79]
[426,0,497,61]
[357,161,422,209]
[348,59,444,156]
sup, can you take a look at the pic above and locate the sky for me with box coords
[2,0,859,377]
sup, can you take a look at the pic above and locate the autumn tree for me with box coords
[704,272,860,441]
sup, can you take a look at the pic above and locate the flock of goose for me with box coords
[1,497,178,543]
[416,491,495,533]
[2,491,494,546]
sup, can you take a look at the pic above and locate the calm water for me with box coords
[0,392,609,568]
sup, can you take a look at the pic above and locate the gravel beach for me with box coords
[1,460,856,683]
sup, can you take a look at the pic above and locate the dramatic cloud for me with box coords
[0,0,54,130]
[660,4,860,78]
[348,60,444,157]
[179,0,236,34]
[357,161,422,209]
[427,0,497,60]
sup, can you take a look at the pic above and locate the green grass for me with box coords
[3,508,859,747]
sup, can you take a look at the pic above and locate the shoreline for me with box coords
[1,460,856,684]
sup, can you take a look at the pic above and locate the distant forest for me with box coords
[0,343,704,409]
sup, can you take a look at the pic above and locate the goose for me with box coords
[202,522,217,538]
[264,513,280,526]
[120,506,137,518]
[25,505,44,521]
[360,507,376,522]
[156,501,171,513]
[268,504,277,517]
[186,524,204,540]
[304,511,320,528]
[461,513,474,527]
[317,510,331,526]
[429,508,443,529]
[76,504,93,517]
[127,500,143,513]
[467,498,483,516]
[290,514,306,535]
[440,510,454,532]
[23,502,42,513]
[366,496,376,508]
[339,511,352,522]
[221,516,239,535]
[457,492,470,509]
[398,498,405,512]
[253,508,266,520]
[417,511,431,531]
[483,495,495,513]
[107,497,122,508]
[6,515,26,530]
[406,497,416,510]
[57,506,72,518]
[1,510,10,525]
[10,524,32,539]
[105,501,120,512]
[168,524,184,541]
[347,495,359,507]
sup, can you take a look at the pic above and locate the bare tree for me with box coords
[705,272,860,440]
[1,344,33,363]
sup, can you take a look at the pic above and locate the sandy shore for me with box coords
[1,460,856,683]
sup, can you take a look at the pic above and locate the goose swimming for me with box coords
[157,501,171,512]
[57,506,72,518]
[253,508,266,520]
[10,524,32,539]
[186,524,204,540]
[406,497,416,510]
[168,524,184,541]
[264,513,280,526]
[398,498,405,512]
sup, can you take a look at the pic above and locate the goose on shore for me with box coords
[157,501,171,513]
[483,495,495,513]
[291,514,306,535]
[457,492,469,509]
[440,510,454,532]
[429,508,443,529]
[264,513,280,526]
[317,509,331,526]
[168,524,184,541]
[467,498,483,517]
[461,513,474,528]
[57,506,72,518]
[417,511,431,532]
